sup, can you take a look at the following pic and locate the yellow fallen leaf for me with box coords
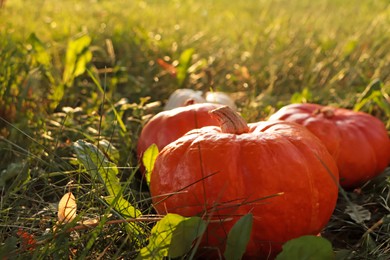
[58,192,77,224]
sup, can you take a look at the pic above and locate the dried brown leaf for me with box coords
[58,192,77,224]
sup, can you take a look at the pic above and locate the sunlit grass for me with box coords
[2,0,390,106]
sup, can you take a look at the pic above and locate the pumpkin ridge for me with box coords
[263,122,338,231]
[281,134,320,232]
[304,116,342,160]
[347,119,384,173]
[186,132,243,215]
[268,103,389,189]
[150,106,339,258]
[195,136,210,213]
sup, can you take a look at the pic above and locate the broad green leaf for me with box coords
[27,33,59,109]
[137,214,206,259]
[224,213,253,260]
[176,48,194,87]
[137,214,183,259]
[0,236,18,259]
[73,140,122,197]
[142,144,159,185]
[276,235,334,260]
[0,161,30,193]
[105,195,143,238]
[73,140,143,238]
[63,34,92,86]
[169,216,206,258]
[98,139,120,164]
[105,195,141,218]
[73,140,142,216]
[0,162,26,187]
[27,33,51,67]
[48,84,65,111]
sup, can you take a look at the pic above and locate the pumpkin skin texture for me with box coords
[269,103,390,189]
[137,103,221,164]
[150,106,339,258]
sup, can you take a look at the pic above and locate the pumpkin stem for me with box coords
[313,107,335,118]
[209,106,249,134]
[184,98,196,106]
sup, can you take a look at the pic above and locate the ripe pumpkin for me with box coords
[269,103,390,189]
[163,88,238,111]
[137,102,221,165]
[150,106,339,258]
[163,89,206,110]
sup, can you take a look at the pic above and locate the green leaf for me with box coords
[0,162,25,187]
[354,79,382,111]
[27,33,60,109]
[73,140,143,238]
[342,39,358,57]
[224,213,253,260]
[48,83,65,111]
[176,48,195,87]
[0,161,30,193]
[63,34,92,86]
[87,69,127,132]
[169,215,207,258]
[104,195,144,238]
[290,87,312,104]
[137,214,206,259]
[27,33,51,67]
[98,139,120,164]
[0,236,18,259]
[142,144,159,186]
[276,235,334,260]
[73,140,122,197]
[73,140,142,217]
[105,195,141,218]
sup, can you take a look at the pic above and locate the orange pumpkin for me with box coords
[150,106,339,258]
[269,103,390,189]
[137,103,221,166]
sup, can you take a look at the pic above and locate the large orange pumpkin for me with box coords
[150,106,339,258]
[137,102,221,165]
[269,103,390,189]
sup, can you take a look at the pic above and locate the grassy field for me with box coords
[1,0,390,258]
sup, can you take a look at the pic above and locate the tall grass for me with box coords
[2,0,390,105]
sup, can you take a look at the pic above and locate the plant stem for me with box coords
[209,106,249,134]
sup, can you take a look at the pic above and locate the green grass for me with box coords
[2,0,390,104]
[1,0,390,258]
